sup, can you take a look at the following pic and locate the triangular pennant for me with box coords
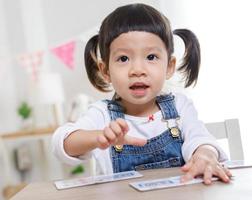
[17,51,44,81]
[51,41,76,70]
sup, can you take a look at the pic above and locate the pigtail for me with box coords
[84,34,110,92]
[173,29,201,87]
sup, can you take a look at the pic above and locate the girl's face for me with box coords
[100,31,175,114]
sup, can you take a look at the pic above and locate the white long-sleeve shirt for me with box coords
[52,93,227,175]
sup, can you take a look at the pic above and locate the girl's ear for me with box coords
[98,61,111,83]
[166,56,176,79]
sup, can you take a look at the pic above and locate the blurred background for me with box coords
[0,0,251,199]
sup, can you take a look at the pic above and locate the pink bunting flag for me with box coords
[17,51,43,81]
[51,41,76,70]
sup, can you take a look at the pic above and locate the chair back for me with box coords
[205,119,244,160]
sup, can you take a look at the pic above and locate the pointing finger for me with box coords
[124,135,147,146]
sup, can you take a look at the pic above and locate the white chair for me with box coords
[205,118,244,160]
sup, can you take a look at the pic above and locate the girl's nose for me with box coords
[129,61,146,77]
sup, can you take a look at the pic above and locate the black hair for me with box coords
[84,3,201,92]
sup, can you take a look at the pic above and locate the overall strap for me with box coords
[103,100,125,121]
[156,93,180,120]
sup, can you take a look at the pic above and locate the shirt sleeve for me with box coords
[51,102,108,165]
[175,93,228,163]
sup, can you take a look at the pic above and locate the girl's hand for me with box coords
[97,118,147,149]
[181,145,232,185]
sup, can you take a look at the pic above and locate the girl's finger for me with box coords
[222,165,232,177]
[110,121,123,136]
[116,118,129,134]
[97,134,109,149]
[203,165,213,185]
[104,126,117,144]
[124,135,147,146]
[181,159,193,172]
[181,166,199,183]
[214,164,230,183]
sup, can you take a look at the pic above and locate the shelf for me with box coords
[0,126,57,139]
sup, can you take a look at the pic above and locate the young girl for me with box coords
[52,3,232,184]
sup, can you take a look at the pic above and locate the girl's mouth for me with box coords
[129,82,150,97]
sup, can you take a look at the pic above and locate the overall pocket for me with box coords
[134,156,182,171]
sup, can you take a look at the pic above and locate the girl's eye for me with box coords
[117,56,129,62]
[147,54,158,61]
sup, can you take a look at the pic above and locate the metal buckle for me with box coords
[114,145,123,152]
[170,127,180,138]
[162,117,181,138]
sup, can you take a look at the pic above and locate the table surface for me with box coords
[10,167,252,200]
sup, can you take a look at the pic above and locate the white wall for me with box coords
[0,0,21,133]
[0,0,160,132]
[0,1,160,198]
[161,0,252,162]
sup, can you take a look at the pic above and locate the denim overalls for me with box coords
[105,94,185,173]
